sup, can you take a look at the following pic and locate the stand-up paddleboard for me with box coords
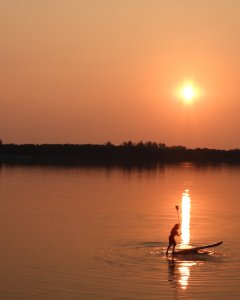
[175,241,223,254]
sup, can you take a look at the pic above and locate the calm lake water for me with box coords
[0,164,240,299]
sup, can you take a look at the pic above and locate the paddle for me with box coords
[175,205,180,225]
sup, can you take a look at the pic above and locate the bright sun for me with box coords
[178,81,198,105]
[182,85,195,102]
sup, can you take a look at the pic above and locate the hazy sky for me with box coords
[1,0,240,148]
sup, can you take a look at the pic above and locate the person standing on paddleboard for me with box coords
[166,224,180,255]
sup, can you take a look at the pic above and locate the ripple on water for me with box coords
[91,240,233,299]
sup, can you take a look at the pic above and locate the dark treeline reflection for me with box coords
[0,141,240,166]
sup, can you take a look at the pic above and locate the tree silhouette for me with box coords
[0,142,239,166]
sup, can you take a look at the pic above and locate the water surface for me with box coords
[0,164,239,299]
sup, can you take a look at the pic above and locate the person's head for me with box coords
[174,224,180,229]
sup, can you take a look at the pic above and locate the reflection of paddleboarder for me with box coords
[167,258,179,294]
[166,224,180,255]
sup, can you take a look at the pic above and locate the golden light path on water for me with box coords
[181,189,191,245]
[178,189,195,290]
[179,262,197,290]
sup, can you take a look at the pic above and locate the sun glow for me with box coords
[177,81,199,105]
[182,85,195,103]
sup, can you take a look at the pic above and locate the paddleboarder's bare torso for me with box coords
[166,224,180,255]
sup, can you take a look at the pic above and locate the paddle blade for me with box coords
[175,205,179,211]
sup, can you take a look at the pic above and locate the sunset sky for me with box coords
[1,0,240,149]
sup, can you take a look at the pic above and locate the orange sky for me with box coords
[1,0,240,149]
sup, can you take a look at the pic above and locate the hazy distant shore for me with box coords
[0,142,240,166]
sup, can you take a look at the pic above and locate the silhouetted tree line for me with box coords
[0,141,240,166]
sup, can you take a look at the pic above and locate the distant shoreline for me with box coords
[0,142,240,166]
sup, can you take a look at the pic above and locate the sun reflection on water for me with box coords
[178,262,196,290]
[181,189,191,245]
[168,190,195,291]
[179,189,192,290]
